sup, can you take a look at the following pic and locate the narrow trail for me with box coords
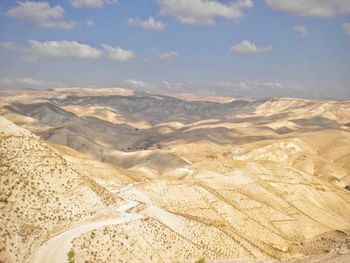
[31,199,142,263]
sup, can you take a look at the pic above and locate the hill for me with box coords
[0,88,350,262]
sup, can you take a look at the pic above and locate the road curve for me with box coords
[31,200,142,263]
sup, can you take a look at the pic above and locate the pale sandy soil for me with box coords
[32,199,142,263]
[1,88,350,263]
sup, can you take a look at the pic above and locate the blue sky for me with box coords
[0,0,349,98]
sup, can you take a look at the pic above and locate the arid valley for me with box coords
[1,88,350,263]
[1,0,350,262]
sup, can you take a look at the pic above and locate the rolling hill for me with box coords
[1,88,350,263]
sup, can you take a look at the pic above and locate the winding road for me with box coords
[31,200,142,263]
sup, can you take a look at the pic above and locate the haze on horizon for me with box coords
[0,0,350,98]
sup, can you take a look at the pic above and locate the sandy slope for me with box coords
[1,89,350,263]
[32,199,143,263]
[0,116,119,262]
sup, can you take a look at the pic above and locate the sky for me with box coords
[0,0,350,98]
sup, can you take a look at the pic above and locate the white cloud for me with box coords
[102,44,135,62]
[265,0,350,17]
[7,1,75,29]
[158,51,179,62]
[293,26,308,38]
[0,77,67,90]
[123,79,148,89]
[3,40,135,62]
[70,0,118,8]
[230,40,272,54]
[27,40,102,60]
[128,17,166,30]
[0,42,19,51]
[343,22,350,36]
[156,0,253,25]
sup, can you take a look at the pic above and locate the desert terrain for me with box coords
[0,88,350,263]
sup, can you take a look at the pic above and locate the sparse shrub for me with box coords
[195,257,206,263]
[67,249,75,263]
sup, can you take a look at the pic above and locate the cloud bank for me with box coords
[266,0,350,17]
[156,0,253,25]
[8,40,135,62]
[7,1,75,29]
[102,45,135,62]
[27,40,102,59]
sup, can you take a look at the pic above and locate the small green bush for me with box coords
[195,257,206,263]
[67,249,75,263]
